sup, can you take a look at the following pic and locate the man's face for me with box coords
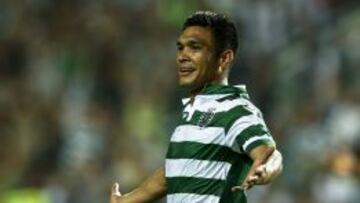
[176,26,218,90]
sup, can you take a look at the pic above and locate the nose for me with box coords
[177,49,190,64]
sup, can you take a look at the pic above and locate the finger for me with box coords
[111,183,122,203]
[236,174,257,191]
[255,164,272,185]
[242,181,254,190]
[235,177,256,192]
[111,183,122,197]
[247,175,259,182]
[235,182,252,192]
[231,186,244,192]
[243,175,258,186]
[255,165,266,177]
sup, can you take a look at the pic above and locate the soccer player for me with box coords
[111,11,283,203]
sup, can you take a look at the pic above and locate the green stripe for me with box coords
[235,124,269,152]
[166,177,225,196]
[219,154,252,203]
[216,94,240,102]
[215,93,250,102]
[180,105,252,134]
[167,142,239,163]
[244,139,275,154]
[216,106,253,133]
[200,84,248,96]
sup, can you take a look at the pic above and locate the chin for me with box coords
[179,81,192,87]
[178,79,194,88]
[179,81,205,93]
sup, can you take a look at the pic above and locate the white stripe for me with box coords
[195,97,250,113]
[235,84,247,90]
[167,193,220,203]
[171,118,267,154]
[182,94,232,105]
[166,159,231,180]
[182,85,247,105]
[227,114,263,152]
[183,94,252,113]
[172,115,266,154]
[171,125,226,145]
[242,134,274,151]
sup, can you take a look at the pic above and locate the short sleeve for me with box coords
[226,104,275,154]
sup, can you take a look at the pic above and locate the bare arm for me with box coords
[232,145,283,192]
[251,149,283,185]
[111,167,167,203]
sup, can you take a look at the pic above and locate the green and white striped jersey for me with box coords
[165,84,275,203]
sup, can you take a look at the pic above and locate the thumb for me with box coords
[111,182,122,203]
[112,182,122,196]
[255,165,266,177]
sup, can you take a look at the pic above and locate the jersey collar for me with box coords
[181,84,249,105]
[199,83,248,95]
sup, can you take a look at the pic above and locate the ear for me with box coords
[218,50,234,72]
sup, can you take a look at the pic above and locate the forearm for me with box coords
[260,149,283,182]
[234,145,281,191]
[118,167,167,203]
[248,145,275,176]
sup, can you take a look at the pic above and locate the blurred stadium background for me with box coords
[0,0,359,203]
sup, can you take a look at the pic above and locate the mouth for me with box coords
[179,66,196,77]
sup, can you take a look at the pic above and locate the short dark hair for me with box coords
[182,11,239,56]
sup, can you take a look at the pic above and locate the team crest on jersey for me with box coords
[198,107,216,128]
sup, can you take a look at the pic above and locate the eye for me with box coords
[190,43,202,50]
[176,42,184,51]
[191,45,202,50]
[177,45,184,51]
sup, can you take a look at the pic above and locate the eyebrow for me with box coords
[176,41,182,47]
[177,38,205,46]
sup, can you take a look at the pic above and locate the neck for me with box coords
[216,77,229,86]
[189,78,229,97]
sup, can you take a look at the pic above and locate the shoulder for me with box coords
[215,94,261,116]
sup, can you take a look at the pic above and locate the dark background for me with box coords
[0,0,359,203]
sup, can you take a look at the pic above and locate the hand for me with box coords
[232,150,283,192]
[232,165,268,192]
[109,168,166,203]
[111,183,123,203]
[253,150,283,185]
[231,170,259,192]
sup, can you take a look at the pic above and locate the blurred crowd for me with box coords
[0,0,359,203]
